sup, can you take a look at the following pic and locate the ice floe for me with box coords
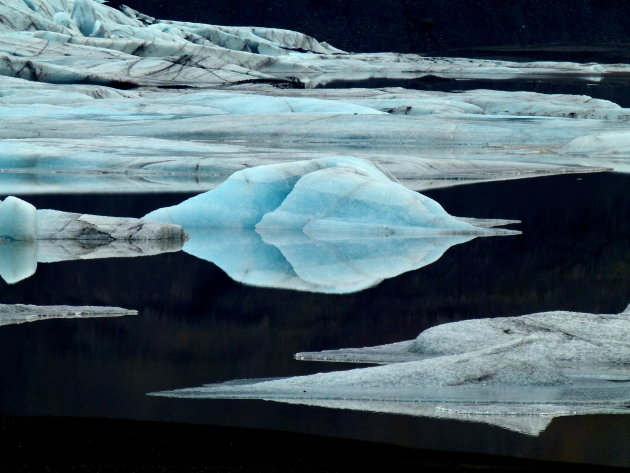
[155,305,630,435]
[0,196,185,242]
[297,305,630,366]
[0,196,186,283]
[0,303,137,326]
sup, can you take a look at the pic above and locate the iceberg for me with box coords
[143,157,517,293]
[154,305,630,435]
[0,303,137,327]
[0,197,38,241]
[0,196,186,284]
[144,157,515,236]
[296,305,630,366]
[0,196,186,242]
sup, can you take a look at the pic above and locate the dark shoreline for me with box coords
[0,415,625,472]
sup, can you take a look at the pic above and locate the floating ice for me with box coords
[0,196,186,242]
[143,157,517,293]
[144,157,514,236]
[0,196,186,284]
[155,305,630,435]
[0,303,137,327]
[0,197,38,241]
[297,305,630,366]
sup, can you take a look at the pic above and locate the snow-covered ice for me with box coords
[0,303,137,326]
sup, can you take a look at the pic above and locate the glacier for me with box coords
[1,0,629,448]
[0,303,137,326]
[155,305,630,434]
[2,0,630,197]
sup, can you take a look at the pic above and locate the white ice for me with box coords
[0,197,38,241]
[1,0,630,196]
[0,303,137,326]
[3,0,629,88]
[297,305,630,367]
[0,196,186,242]
[155,305,630,435]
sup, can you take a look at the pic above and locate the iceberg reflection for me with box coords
[0,238,184,284]
[183,228,476,294]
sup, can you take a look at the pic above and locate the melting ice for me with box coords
[155,305,630,435]
[0,303,137,327]
[143,157,517,293]
[0,196,186,284]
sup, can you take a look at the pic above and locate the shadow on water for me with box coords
[0,172,628,466]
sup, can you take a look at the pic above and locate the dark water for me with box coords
[0,172,629,467]
[320,74,630,108]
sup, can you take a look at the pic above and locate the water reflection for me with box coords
[184,228,476,294]
[0,238,183,284]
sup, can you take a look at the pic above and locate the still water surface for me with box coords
[0,172,628,466]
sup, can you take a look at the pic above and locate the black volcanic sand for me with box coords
[0,415,625,473]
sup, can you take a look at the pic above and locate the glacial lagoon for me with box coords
[1,171,628,467]
[1,0,629,468]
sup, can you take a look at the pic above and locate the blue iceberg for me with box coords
[145,157,512,236]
